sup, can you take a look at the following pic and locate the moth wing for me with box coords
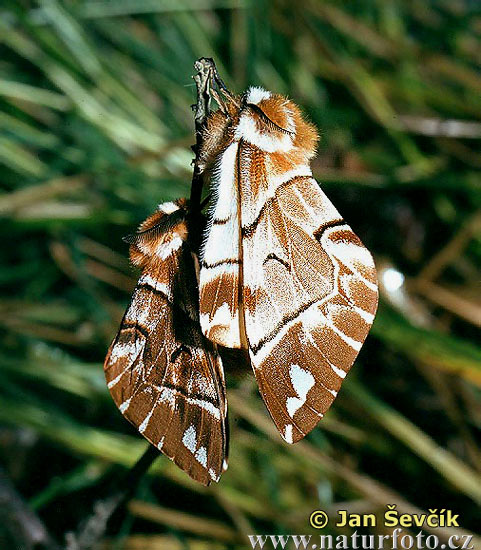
[104,240,227,485]
[241,170,378,443]
[199,143,243,348]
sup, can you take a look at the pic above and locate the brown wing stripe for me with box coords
[313,219,345,241]
[160,382,219,407]
[242,175,313,237]
[263,253,291,271]
[202,258,242,268]
[213,215,232,225]
[249,297,319,354]
[118,321,150,340]
[137,282,172,304]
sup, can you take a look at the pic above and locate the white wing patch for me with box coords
[199,141,242,348]
[284,424,293,444]
[286,364,315,418]
[182,425,197,454]
[195,446,208,468]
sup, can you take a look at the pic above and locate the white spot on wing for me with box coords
[107,371,123,389]
[158,386,176,406]
[205,301,234,326]
[284,424,293,443]
[108,342,138,366]
[330,364,347,379]
[286,364,315,418]
[155,385,221,420]
[209,468,219,482]
[199,301,241,348]
[155,235,183,260]
[353,306,375,324]
[119,398,131,413]
[186,397,221,420]
[195,446,207,467]
[182,425,197,454]
[139,409,154,433]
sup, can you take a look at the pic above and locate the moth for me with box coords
[104,86,378,485]
[104,200,228,485]
[198,86,378,445]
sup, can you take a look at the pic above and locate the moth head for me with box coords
[234,87,319,159]
[127,199,188,268]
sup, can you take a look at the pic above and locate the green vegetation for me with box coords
[1,1,480,548]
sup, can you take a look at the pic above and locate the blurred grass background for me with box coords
[1,0,481,548]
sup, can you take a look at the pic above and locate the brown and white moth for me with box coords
[104,200,228,485]
[104,86,378,485]
[198,86,378,445]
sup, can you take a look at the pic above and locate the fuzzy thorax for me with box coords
[199,86,318,166]
[236,88,318,159]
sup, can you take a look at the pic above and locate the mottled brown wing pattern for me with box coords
[106,84,379,481]
[104,201,228,485]
[240,147,378,443]
[197,86,378,445]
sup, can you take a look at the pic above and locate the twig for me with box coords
[189,57,223,214]
[0,466,59,550]
[65,446,159,550]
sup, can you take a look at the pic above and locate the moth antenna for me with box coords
[246,103,295,135]
[209,60,240,108]
[210,86,229,116]
[122,233,136,245]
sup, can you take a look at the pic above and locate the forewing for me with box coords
[240,149,378,443]
[104,242,227,485]
[199,142,243,348]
